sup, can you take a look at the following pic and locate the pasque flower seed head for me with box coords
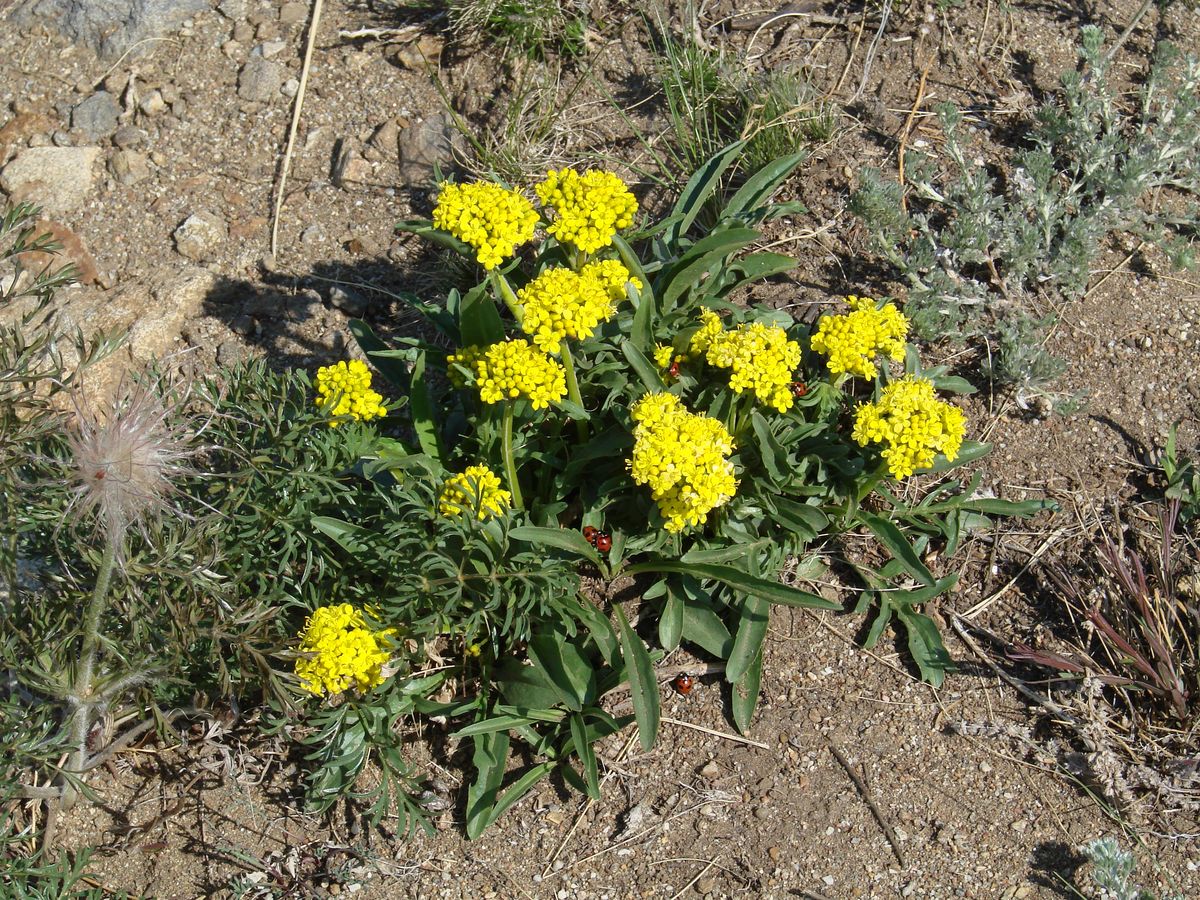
[65,374,202,555]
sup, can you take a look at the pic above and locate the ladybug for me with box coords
[668,359,681,379]
[594,532,612,553]
[672,673,695,696]
[790,381,807,397]
[582,525,598,544]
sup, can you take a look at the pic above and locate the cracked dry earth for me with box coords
[3,0,1200,896]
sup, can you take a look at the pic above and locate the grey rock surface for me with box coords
[398,114,455,186]
[173,211,227,261]
[71,92,121,140]
[10,0,208,58]
[237,57,285,102]
[0,146,101,216]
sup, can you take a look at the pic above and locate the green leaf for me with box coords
[730,642,763,735]
[494,656,565,710]
[681,541,771,565]
[726,594,770,684]
[409,350,443,464]
[666,140,746,245]
[926,440,991,474]
[751,412,788,484]
[396,218,475,259]
[466,730,510,839]
[723,152,807,220]
[860,513,935,586]
[957,497,1057,517]
[620,339,665,393]
[613,234,655,314]
[894,605,955,687]
[770,498,829,542]
[723,252,795,287]
[528,630,596,711]
[615,606,660,752]
[348,318,414,390]
[510,525,603,568]
[658,588,684,651]
[453,712,561,738]
[459,280,505,347]
[624,561,839,610]
[569,713,601,799]
[482,761,555,833]
[310,516,371,555]
[660,228,759,310]
[680,599,733,658]
[573,594,619,666]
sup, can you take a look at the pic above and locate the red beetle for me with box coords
[668,359,681,379]
[672,673,695,696]
[791,381,807,397]
[583,525,598,544]
[594,532,612,553]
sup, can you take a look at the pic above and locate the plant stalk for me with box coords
[502,402,524,510]
[559,340,588,442]
[64,533,118,807]
[490,270,524,327]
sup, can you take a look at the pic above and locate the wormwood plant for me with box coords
[278,142,1050,836]
[850,27,1200,400]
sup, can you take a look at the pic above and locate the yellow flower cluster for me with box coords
[810,296,909,379]
[536,168,638,254]
[448,339,567,409]
[314,360,386,425]
[628,393,737,532]
[688,311,802,412]
[516,261,639,353]
[518,266,615,353]
[295,603,391,696]
[653,344,675,369]
[432,181,538,270]
[438,464,512,520]
[852,376,967,479]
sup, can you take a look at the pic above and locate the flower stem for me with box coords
[64,533,118,807]
[559,340,588,442]
[490,270,523,328]
[502,402,524,510]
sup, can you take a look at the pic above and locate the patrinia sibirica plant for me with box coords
[288,142,1052,837]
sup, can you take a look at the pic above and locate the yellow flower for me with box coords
[580,258,642,301]
[449,339,567,410]
[295,603,391,696]
[517,266,618,353]
[689,312,802,412]
[314,360,386,426]
[432,181,538,270]
[810,296,909,379]
[439,464,512,520]
[652,343,674,369]
[628,393,737,533]
[536,168,638,254]
[852,375,966,479]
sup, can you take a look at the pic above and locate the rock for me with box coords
[139,90,167,116]
[279,1,307,25]
[255,41,286,59]
[51,131,72,146]
[281,78,300,98]
[173,211,227,261]
[389,34,443,70]
[699,760,720,779]
[0,147,101,216]
[217,339,246,366]
[10,0,209,59]
[332,147,373,188]
[232,21,254,42]
[237,58,285,102]
[300,224,324,246]
[112,125,145,149]
[397,114,455,186]
[70,92,121,141]
[217,0,246,19]
[328,285,368,317]
[366,118,399,161]
[256,21,279,41]
[229,314,255,336]
[109,149,150,185]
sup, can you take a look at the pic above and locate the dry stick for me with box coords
[826,737,906,867]
[896,57,933,214]
[669,859,719,900]
[270,0,324,260]
[950,615,1081,729]
[661,716,770,749]
[1104,0,1156,66]
[831,11,868,97]
[960,528,1068,618]
[851,0,892,102]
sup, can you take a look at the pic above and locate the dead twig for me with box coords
[661,716,770,749]
[826,737,906,867]
[270,0,323,259]
[897,57,933,213]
